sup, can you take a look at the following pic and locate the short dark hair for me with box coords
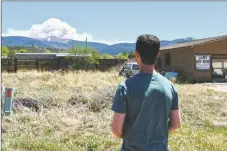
[136,34,160,65]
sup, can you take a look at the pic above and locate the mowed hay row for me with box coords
[2,70,123,108]
[2,70,227,151]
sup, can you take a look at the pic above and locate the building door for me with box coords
[212,59,227,78]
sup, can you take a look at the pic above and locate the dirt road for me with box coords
[195,83,227,93]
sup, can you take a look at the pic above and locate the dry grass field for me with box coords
[2,70,227,151]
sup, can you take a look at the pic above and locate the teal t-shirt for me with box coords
[112,72,179,151]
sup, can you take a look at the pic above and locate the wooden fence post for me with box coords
[7,59,10,72]
[57,58,60,70]
[14,58,17,73]
[36,58,39,71]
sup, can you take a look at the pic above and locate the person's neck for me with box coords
[139,64,157,74]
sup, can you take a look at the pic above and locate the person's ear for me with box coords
[135,51,140,63]
[157,51,160,57]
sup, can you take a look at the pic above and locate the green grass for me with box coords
[2,70,227,151]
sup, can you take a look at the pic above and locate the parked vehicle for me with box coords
[119,62,139,78]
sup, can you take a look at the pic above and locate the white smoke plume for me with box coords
[3,18,132,45]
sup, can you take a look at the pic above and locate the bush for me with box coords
[117,52,128,59]
[71,57,97,70]
[101,54,114,59]
[67,47,100,70]
[2,46,9,56]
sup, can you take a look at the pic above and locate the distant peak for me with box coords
[184,37,196,41]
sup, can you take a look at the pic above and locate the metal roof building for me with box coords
[15,53,91,60]
[159,35,227,82]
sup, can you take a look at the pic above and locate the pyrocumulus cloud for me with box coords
[2,18,132,45]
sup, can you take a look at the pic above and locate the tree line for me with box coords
[1,46,136,60]
[2,46,136,70]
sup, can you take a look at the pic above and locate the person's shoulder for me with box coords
[156,73,171,83]
[166,80,178,94]
[171,83,178,94]
[116,80,128,92]
[156,73,178,91]
[123,74,136,83]
[118,80,127,88]
[117,76,136,91]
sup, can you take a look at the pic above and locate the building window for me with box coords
[164,53,171,66]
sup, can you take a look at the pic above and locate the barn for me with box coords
[159,35,227,82]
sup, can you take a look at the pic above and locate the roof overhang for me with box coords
[160,35,227,51]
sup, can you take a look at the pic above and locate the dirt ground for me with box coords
[194,83,227,93]
[193,83,227,127]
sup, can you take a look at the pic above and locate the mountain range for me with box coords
[2,36,195,55]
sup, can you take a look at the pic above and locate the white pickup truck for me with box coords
[119,62,139,78]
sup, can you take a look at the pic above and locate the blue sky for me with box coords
[2,2,227,44]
